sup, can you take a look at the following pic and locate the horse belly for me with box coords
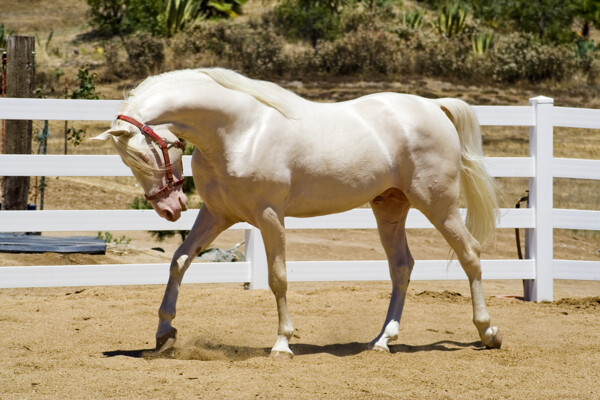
[285,168,394,217]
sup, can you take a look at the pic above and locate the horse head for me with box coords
[92,117,188,222]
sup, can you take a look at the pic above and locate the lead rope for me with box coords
[1,51,7,154]
[515,191,529,259]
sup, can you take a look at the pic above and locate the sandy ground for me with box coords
[1,110,598,399]
[1,280,599,399]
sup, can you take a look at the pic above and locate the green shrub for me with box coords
[410,35,470,77]
[230,25,286,75]
[490,33,574,83]
[271,0,348,47]
[86,0,246,39]
[124,32,165,77]
[574,38,599,72]
[317,27,401,75]
[197,20,286,75]
[86,0,163,38]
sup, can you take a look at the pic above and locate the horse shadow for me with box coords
[292,340,483,357]
[103,339,483,361]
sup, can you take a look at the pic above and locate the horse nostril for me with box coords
[164,209,174,221]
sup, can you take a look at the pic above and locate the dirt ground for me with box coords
[1,280,599,399]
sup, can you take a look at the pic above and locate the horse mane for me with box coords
[197,68,300,119]
[121,68,301,119]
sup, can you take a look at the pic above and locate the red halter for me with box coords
[116,115,185,201]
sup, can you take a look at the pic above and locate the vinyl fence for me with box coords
[0,96,599,301]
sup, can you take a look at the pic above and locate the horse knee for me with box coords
[268,269,287,294]
[168,254,190,277]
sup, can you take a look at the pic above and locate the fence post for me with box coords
[1,36,35,210]
[524,96,554,302]
[244,227,269,290]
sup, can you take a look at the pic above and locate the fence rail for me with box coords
[1,97,599,300]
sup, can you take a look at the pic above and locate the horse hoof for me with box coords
[370,344,390,353]
[270,350,294,359]
[482,326,502,349]
[155,327,177,353]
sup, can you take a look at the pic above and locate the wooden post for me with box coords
[1,36,34,211]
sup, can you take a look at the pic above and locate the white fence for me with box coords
[0,96,599,301]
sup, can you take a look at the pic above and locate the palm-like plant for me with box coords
[435,1,469,38]
[471,32,494,55]
[162,0,203,37]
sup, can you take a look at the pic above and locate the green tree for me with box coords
[86,0,163,39]
[272,0,349,47]
[469,0,577,43]
[575,0,600,38]
[86,0,245,39]
[508,0,575,42]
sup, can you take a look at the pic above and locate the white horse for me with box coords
[94,68,502,357]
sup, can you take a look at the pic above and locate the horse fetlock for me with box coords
[383,320,400,341]
[158,307,175,322]
[473,314,491,333]
[279,324,295,340]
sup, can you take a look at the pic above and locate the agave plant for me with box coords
[206,0,245,18]
[471,32,494,55]
[435,1,469,38]
[162,0,203,37]
[161,0,246,37]
[403,9,424,30]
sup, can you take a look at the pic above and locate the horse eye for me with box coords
[139,152,152,164]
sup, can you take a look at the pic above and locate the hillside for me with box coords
[3,0,600,106]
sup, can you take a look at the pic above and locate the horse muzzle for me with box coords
[150,189,188,222]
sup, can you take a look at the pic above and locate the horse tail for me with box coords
[435,98,499,245]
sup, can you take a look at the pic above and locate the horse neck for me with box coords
[129,79,247,153]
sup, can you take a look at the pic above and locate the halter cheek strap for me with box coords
[116,115,185,201]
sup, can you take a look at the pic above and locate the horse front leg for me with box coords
[156,205,231,351]
[256,207,294,358]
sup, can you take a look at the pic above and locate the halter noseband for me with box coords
[116,115,185,201]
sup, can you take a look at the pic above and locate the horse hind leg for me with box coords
[369,189,414,352]
[421,200,502,349]
[255,206,294,358]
